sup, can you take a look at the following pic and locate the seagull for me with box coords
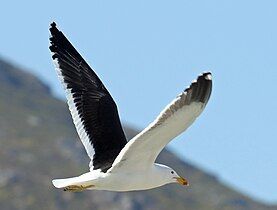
[49,22,212,192]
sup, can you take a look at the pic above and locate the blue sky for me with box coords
[1,0,276,203]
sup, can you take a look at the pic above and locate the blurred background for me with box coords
[0,1,276,210]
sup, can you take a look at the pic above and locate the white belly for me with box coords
[91,171,167,192]
[53,165,171,192]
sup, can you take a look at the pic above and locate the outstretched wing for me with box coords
[49,22,127,172]
[109,72,212,172]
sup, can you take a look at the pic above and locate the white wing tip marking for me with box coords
[205,73,212,80]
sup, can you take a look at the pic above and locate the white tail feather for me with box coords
[52,172,98,188]
[52,177,81,188]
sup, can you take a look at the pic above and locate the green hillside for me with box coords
[0,57,275,210]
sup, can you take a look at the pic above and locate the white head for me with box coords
[154,164,189,186]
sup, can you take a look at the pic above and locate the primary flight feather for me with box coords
[49,22,212,192]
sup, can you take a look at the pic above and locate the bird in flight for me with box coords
[49,22,212,192]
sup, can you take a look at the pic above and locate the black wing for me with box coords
[49,22,127,172]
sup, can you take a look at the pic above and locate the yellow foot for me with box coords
[63,184,94,192]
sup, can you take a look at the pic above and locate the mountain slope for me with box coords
[0,57,275,210]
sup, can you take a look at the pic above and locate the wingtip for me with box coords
[49,21,59,37]
[183,71,212,104]
[50,21,57,29]
[49,22,59,52]
[201,72,212,81]
[185,72,212,91]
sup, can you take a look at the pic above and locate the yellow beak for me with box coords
[175,177,189,186]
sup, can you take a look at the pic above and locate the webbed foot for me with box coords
[63,184,94,192]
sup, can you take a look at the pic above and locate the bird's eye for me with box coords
[171,171,174,174]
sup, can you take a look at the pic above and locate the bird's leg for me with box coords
[63,184,94,192]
